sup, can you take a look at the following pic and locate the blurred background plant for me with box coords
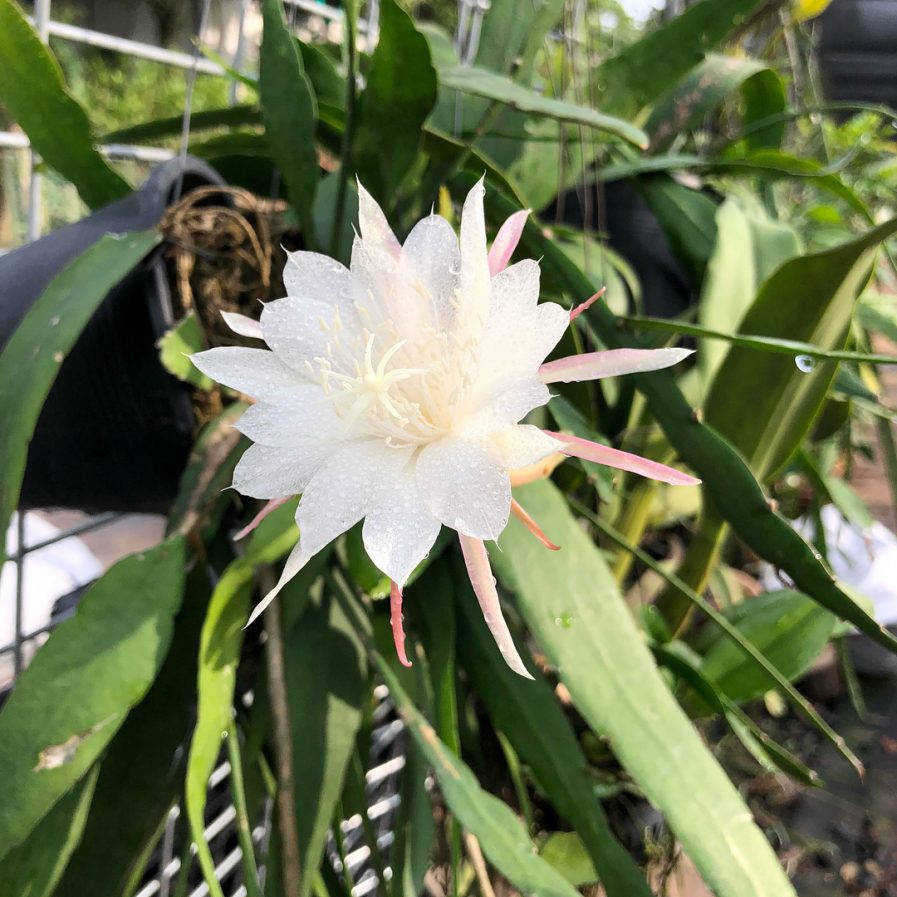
[1,0,897,895]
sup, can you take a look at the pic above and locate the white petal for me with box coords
[479,300,569,382]
[459,534,532,679]
[234,389,342,447]
[357,181,402,257]
[283,251,355,307]
[190,347,305,402]
[245,538,307,628]
[260,295,342,374]
[417,435,510,540]
[540,347,694,384]
[459,178,490,320]
[350,235,403,324]
[400,214,461,328]
[221,311,263,340]
[232,443,332,499]
[491,425,564,469]
[461,377,552,438]
[362,469,442,585]
[295,440,413,557]
[490,259,541,313]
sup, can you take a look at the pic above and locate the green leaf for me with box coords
[297,41,345,109]
[0,0,129,207]
[102,105,260,144]
[646,55,766,151]
[594,0,767,117]
[697,198,763,382]
[0,231,161,569]
[285,580,367,897]
[438,66,648,148]
[415,562,460,751]
[389,737,434,897]
[628,316,897,366]
[55,568,212,897]
[260,0,318,238]
[0,769,98,897]
[0,538,185,860]
[705,218,897,479]
[489,187,897,657]
[376,657,585,897]
[652,642,820,787]
[354,0,437,201]
[158,311,213,388]
[600,151,871,219]
[858,293,897,344]
[455,575,652,897]
[474,0,563,78]
[491,479,796,897]
[637,175,718,285]
[185,501,299,897]
[740,69,787,151]
[539,832,599,887]
[700,591,837,701]
[580,502,862,774]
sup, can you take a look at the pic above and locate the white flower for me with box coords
[192,180,698,677]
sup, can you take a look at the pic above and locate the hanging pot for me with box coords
[819,0,897,110]
[545,179,695,319]
[0,156,228,514]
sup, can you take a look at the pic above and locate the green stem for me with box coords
[610,478,660,584]
[331,0,359,257]
[225,720,264,897]
[655,504,728,635]
[837,636,869,722]
[876,416,897,529]
[495,731,534,833]
[262,574,303,897]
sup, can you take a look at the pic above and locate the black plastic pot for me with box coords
[546,179,695,319]
[0,157,227,514]
[820,0,897,110]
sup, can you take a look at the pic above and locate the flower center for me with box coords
[306,310,475,447]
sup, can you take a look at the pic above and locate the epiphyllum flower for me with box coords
[192,181,699,678]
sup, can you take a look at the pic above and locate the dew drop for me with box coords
[794,354,816,373]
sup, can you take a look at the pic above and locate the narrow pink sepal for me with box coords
[390,580,413,668]
[458,534,534,679]
[569,287,607,321]
[545,430,701,487]
[510,498,561,551]
[487,209,530,276]
[233,496,290,541]
[539,347,694,384]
